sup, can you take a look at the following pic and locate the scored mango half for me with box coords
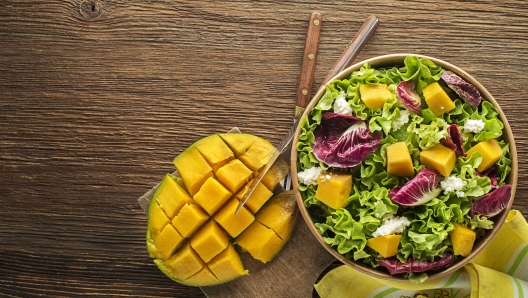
[146,133,295,287]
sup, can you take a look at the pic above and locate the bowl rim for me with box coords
[290,53,518,281]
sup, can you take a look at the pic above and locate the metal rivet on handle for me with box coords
[313,19,320,26]
[308,53,314,60]
[302,88,308,95]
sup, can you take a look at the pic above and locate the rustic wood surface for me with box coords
[1,0,527,297]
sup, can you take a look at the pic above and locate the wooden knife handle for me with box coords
[296,11,322,111]
[322,15,379,85]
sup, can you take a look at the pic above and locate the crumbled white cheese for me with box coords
[440,176,467,197]
[393,109,410,130]
[464,119,485,133]
[333,91,352,115]
[372,215,411,238]
[297,167,323,186]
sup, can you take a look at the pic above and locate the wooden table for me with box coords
[1,1,527,297]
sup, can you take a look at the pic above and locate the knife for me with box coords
[235,14,380,215]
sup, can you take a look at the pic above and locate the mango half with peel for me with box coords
[146,133,294,287]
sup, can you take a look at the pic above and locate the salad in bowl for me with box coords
[292,54,516,283]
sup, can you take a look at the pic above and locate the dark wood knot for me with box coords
[80,0,102,20]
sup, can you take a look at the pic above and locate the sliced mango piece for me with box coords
[195,135,235,173]
[366,235,402,258]
[184,267,219,287]
[235,182,273,214]
[236,221,283,264]
[261,156,290,190]
[216,159,253,193]
[422,82,455,116]
[173,147,214,196]
[193,177,232,216]
[450,224,476,257]
[315,172,352,209]
[148,202,171,237]
[256,191,297,240]
[218,133,259,157]
[214,198,255,238]
[165,244,204,280]
[154,224,184,259]
[359,83,393,109]
[207,243,249,283]
[386,142,414,177]
[154,174,194,218]
[238,139,276,171]
[172,203,209,238]
[420,143,456,176]
[190,221,229,262]
[466,139,503,172]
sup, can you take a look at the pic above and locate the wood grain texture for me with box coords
[1,0,527,297]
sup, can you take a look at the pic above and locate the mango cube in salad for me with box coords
[450,224,476,257]
[466,139,503,172]
[420,143,456,176]
[359,83,393,109]
[386,142,414,177]
[315,172,352,209]
[422,82,456,116]
[366,235,402,258]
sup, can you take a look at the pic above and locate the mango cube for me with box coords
[386,142,414,177]
[191,221,229,262]
[422,82,455,116]
[359,83,393,109]
[235,182,273,214]
[207,243,248,283]
[219,133,258,157]
[256,191,297,240]
[193,177,232,216]
[154,174,194,218]
[165,244,204,280]
[366,235,402,258]
[315,172,352,209]
[184,267,219,287]
[261,156,290,191]
[148,202,171,236]
[154,224,184,259]
[238,139,276,171]
[195,135,235,173]
[450,224,476,257]
[216,159,253,193]
[173,147,214,196]
[236,221,283,264]
[466,139,503,172]
[214,198,255,238]
[172,203,210,238]
[420,143,456,176]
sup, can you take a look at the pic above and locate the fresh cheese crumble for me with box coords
[464,119,485,133]
[297,166,323,186]
[393,109,410,131]
[440,176,467,197]
[372,215,411,238]
[333,91,352,115]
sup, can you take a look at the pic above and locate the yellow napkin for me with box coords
[315,210,528,298]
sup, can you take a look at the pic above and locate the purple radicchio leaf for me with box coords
[440,124,466,157]
[477,168,498,189]
[441,70,481,108]
[312,112,382,168]
[388,168,442,206]
[379,253,454,275]
[397,80,421,113]
[470,184,512,218]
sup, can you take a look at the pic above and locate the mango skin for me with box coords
[466,139,503,172]
[366,235,402,258]
[420,143,456,177]
[450,224,476,257]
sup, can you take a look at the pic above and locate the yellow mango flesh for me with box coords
[359,83,393,109]
[420,143,456,176]
[366,235,402,258]
[214,198,255,238]
[422,82,456,116]
[466,139,503,172]
[207,243,249,283]
[256,191,297,240]
[450,224,476,257]
[147,133,295,286]
[386,142,414,177]
[236,221,283,264]
[173,147,214,196]
[315,172,352,209]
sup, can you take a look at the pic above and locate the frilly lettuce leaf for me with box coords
[407,114,449,150]
[496,140,512,185]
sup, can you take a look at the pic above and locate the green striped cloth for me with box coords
[315,210,528,298]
